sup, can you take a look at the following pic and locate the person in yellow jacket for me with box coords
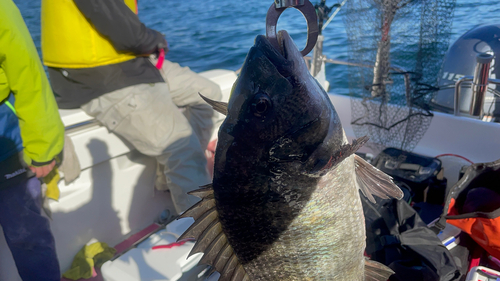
[42,0,222,214]
[0,0,64,280]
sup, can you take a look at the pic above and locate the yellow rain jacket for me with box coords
[42,0,138,68]
[0,0,64,167]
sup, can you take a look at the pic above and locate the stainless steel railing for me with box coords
[454,53,500,118]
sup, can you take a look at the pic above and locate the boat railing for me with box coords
[454,53,500,119]
[305,52,412,102]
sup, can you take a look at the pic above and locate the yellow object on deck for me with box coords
[63,241,116,280]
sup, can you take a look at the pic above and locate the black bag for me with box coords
[372,148,447,204]
[361,188,461,281]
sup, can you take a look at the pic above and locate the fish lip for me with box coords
[253,31,297,78]
[253,35,288,63]
[255,31,293,58]
[277,30,291,60]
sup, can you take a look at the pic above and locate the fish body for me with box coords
[230,154,365,280]
[180,31,402,281]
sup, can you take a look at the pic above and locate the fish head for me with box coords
[215,30,344,176]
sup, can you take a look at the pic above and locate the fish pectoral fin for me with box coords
[355,154,404,203]
[364,258,395,281]
[178,184,250,281]
[311,136,369,175]
[314,135,402,202]
[199,92,228,116]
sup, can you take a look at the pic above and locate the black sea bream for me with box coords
[179,30,403,281]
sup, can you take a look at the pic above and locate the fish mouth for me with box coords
[252,30,303,77]
[271,30,292,58]
[275,30,297,60]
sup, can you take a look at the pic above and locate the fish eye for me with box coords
[251,93,272,117]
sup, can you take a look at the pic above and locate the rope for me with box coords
[435,154,474,164]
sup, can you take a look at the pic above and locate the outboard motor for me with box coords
[431,24,500,122]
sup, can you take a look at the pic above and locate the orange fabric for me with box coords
[447,198,500,259]
[133,0,138,14]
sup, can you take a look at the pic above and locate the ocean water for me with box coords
[13,0,500,95]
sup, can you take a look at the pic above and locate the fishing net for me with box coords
[343,0,456,152]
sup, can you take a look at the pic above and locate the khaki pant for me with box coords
[81,59,222,213]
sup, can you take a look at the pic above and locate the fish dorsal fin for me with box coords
[199,93,228,116]
[179,184,250,281]
[364,258,395,281]
[355,154,404,203]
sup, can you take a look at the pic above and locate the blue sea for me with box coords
[13,0,500,95]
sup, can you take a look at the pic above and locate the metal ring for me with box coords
[265,0,319,56]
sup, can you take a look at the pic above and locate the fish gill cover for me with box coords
[343,0,457,152]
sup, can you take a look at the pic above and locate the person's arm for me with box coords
[74,0,167,55]
[0,1,64,177]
